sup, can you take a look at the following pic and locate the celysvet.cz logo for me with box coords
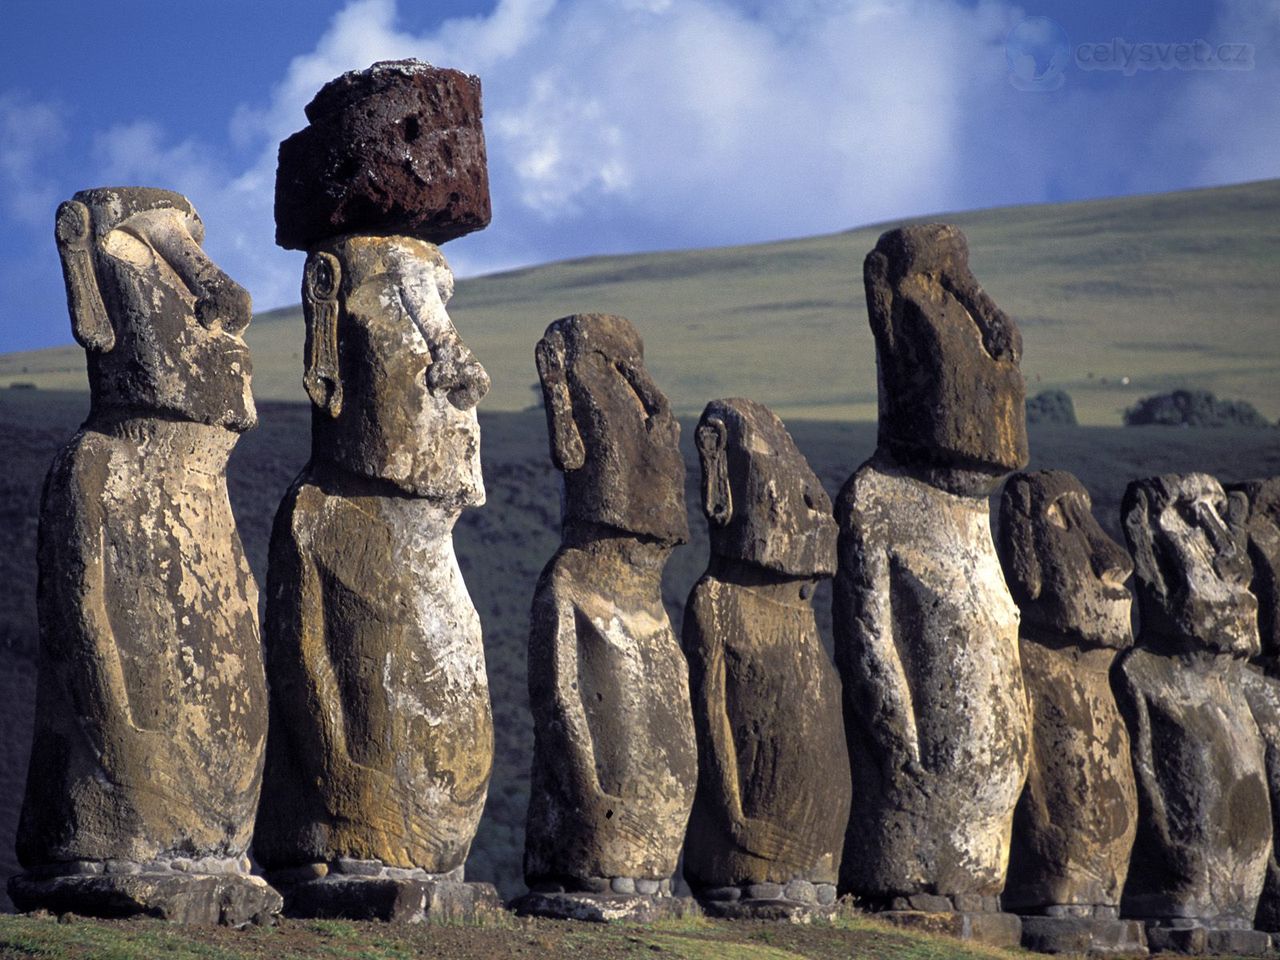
[1006,17,1255,91]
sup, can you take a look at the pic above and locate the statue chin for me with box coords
[349,455,485,509]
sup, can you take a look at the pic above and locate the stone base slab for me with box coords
[695,879,844,923]
[273,876,502,924]
[8,872,282,926]
[886,892,1002,913]
[700,898,843,923]
[1142,920,1270,956]
[874,909,1023,948]
[510,890,701,923]
[1020,915,1148,956]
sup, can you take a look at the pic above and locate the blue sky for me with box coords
[2,0,1276,352]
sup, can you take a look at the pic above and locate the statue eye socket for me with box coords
[101,229,156,270]
[1176,500,1201,526]
[614,359,661,417]
[1044,501,1068,530]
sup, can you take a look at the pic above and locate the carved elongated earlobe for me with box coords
[303,251,343,417]
[862,249,894,352]
[535,331,585,472]
[1224,489,1255,583]
[1227,489,1251,535]
[55,200,114,353]
[696,415,732,527]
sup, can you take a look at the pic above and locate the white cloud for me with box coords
[0,92,67,227]
[7,0,1280,339]
[109,0,1032,311]
[423,0,1023,257]
[1157,0,1280,186]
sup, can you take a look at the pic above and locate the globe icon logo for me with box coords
[1006,17,1071,91]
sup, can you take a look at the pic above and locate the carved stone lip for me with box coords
[1098,585,1134,603]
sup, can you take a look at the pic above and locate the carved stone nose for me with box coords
[195,274,252,334]
[427,340,490,411]
[1088,525,1133,587]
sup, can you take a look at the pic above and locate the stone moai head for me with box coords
[274,58,492,507]
[1228,478,1280,662]
[999,470,1134,648]
[536,313,689,545]
[864,224,1028,493]
[55,186,255,431]
[1123,473,1258,656]
[302,234,488,506]
[275,59,490,252]
[695,397,836,578]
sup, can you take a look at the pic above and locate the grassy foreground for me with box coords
[0,911,1032,960]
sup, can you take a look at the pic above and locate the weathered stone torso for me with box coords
[1004,643,1137,910]
[20,419,266,866]
[256,468,493,872]
[834,462,1028,897]
[1244,663,1280,930]
[524,542,697,883]
[1117,648,1270,922]
[683,576,850,887]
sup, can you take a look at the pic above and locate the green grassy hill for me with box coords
[3,179,1278,425]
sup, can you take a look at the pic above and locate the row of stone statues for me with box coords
[10,59,1280,958]
[12,60,502,927]
[508,221,1280,955]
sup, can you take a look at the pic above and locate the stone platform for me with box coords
[1141,919,1271,956]
[512,877,699,923]
[1019,908,1147,956]
[268,861,501,924]
[868,893,1022,948]
[10,860,282,926]
[694,879,842,922]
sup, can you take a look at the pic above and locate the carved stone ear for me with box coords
[998,475,1040,603]
[1123,485,1166,604]
[55,200,114,353]
[535,331,585,472]
[303,251,343,417]
[862,248,894,351]
[696,415,732,527]
[1227,489,1251,533]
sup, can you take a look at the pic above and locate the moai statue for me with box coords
[1116,473,1271,956]
[517,314,698,922]
[253,60,501,923]
[682,398,851,920]
[997,471,1146,956]
[9,187,280,925]
[1229,478,1280,933]
[834,224,1029,947]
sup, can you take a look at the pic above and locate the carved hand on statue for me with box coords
[594,794,658,851]
[327,754,403,834]
[98,725,186,807]
[732,816,815,866]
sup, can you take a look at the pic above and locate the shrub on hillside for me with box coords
[1026,389,1077,426]
[1123,389,1272,428]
